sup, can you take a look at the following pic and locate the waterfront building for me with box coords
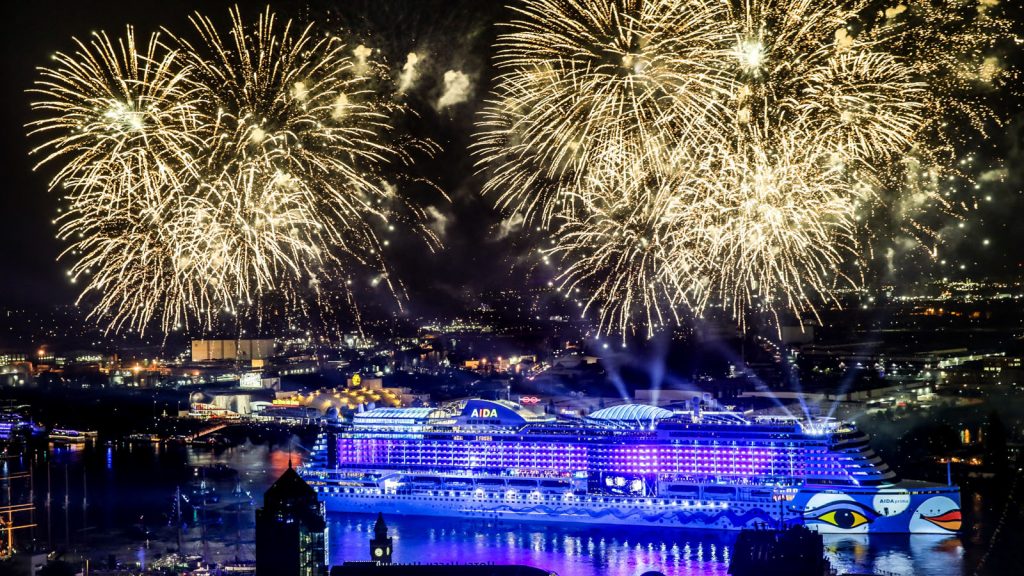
[300,398,961,534]
[369,513,393,565]
[191,338,276,363]
[280,375,427,417]
[256,463,327,576]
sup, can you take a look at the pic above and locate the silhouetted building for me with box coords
[728,525,832,576]
[256,462,327,576]
[369,513,393,564]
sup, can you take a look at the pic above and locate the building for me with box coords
[192,339,276,362]
[256,463,327,576]
[369,513,392,564]
[240,370,281,390]
[0,350,27,366]
[281,374,429,418]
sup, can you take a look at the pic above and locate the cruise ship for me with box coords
[299,398,961,534]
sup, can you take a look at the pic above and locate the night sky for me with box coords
[1,1,1022,319]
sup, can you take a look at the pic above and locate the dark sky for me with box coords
[1,1,1021,318]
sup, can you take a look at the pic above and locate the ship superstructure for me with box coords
[299,399,960,534]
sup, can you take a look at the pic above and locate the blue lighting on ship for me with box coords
[299,398,962,534]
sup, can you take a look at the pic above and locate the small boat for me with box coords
[195,463,238,480]
[222,560,256,574]
[49,428,97,445]
[0,413,34,443]
[191,433,230,447]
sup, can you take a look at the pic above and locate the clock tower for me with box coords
[370,512,393,565]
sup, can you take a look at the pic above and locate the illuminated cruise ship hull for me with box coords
[300,399,962,535]
[309,482,960,534]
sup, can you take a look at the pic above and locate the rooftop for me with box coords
[588,404,674,422]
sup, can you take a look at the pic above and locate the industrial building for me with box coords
[191,339,276,362]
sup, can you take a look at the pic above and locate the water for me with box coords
[327,515,735,575]
[1,442,998,575]
[324,514,968,576]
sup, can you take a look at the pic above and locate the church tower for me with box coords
[369,512,393,564]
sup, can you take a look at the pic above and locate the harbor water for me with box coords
[2,441,1002,576]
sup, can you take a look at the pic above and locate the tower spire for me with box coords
[371,512,393,564]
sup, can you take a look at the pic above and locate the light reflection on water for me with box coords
[326,514,733,576]
[823,533,965,576]
[324,514,968,576]
[22,443,973,576]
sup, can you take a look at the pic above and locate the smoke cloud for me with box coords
[353,44,373,75]
[398,52,422,93]
[978,167,1008,183]
[426,205,449,237]
[436,69,473,110]
[495,213,524,241]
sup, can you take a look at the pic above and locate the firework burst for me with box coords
[28,27,205,193]
[477,0,1018,337]
[547,149,712,337]
[704,131,861,327]
[475,0,735,227]
[29,7,436,334]
[178,7,399,209]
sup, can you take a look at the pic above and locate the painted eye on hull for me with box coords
[816,509,871,529]
[803,500,879,530]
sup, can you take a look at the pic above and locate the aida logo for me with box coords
[470,408,498,418]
